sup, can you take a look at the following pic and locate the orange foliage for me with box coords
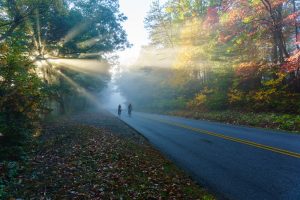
[204,7,219,28]
[282,50,300,73]
[235,62,264,80]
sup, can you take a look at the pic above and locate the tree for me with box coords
[0,40,48,160]
[0,0,129,160]
[219,0,300,64]
[143,0,300,113]
[145,0,176,48]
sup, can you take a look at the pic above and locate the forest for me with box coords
[1,0,300,161]
[1,0,300,198]
[118,0,300,131]
[0,0,129,160]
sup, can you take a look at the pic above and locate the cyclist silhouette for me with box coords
[128,103,132,117]
[117,104,122,117]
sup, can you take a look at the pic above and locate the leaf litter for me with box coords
[5,111,215,199]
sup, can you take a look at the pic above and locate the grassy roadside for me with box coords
[0,113,214,199]
[171,110,300,133]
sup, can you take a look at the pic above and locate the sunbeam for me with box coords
[56,70,102,108]
[47,58,110,75]
[76,36,107,49]
[60,21,90,44]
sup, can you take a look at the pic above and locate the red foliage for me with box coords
[235,62,263,80]
[283,11,300,26]
[218,33,232,43]
[219,0,294,43]
[296,34,300,45]
[204,7,219,27]
[282,50,300,73]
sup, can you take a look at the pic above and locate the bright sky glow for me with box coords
[118,0,167,66]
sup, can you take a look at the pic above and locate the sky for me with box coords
[118,0,167,66]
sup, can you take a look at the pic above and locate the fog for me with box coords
[100,66,128,110]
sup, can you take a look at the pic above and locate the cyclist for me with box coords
[117,104,122,117]
[128,103,132,117]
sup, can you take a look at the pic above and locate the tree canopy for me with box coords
[0,0,129,160]
[119,0,300,115]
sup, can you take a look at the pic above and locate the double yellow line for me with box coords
[149,117,300,159]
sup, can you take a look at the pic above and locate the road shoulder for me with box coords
[1,111,215,199]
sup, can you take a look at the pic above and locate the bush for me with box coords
[0,161,21,199]
[0,42,48,160]
[274,115,300,130]
[172,110,300,132]
[205,92,228,110]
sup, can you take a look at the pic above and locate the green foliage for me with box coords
[49,0,129,55]
[173,110,300,132]
[49,67,109,115]
[0,41,48,160]
[140,0,300,117]
[117,68,188,112]
[205,92,228,110]
[0,0,129,161]
[229,68,300,113]
[0,161,21,199]
[274,115,300,131]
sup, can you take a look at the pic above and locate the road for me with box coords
[112,111,300,200]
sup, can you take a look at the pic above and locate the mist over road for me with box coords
[113,111,300,200]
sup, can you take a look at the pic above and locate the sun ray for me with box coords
[57,70,101,108]
[60,21,90,44]
[47,58,110,75]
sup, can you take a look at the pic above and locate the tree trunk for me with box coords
[269,6,289,64]
[58,98,65,115]
[293,0,300,49]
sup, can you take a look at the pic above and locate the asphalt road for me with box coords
[113,111,300,200]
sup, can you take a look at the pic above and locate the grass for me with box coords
[172,110,300,133]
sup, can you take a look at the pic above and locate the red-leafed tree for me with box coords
[220,0,300,64]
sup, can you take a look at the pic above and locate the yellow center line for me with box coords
[146,116,300,159]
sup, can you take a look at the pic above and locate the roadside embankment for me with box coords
[1,110,214,199]
[172,110,300,133]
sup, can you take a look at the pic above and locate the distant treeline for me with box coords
[118,0,300,115]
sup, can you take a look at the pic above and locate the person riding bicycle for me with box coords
[118,104,122,117]
[128,103,132,117]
